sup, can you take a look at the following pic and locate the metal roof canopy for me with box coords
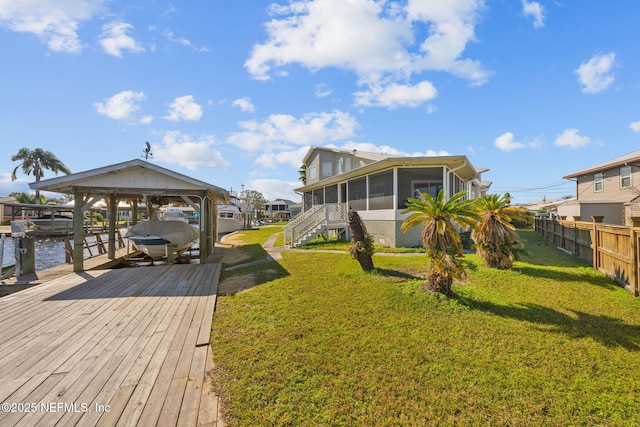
[29,159,230,271]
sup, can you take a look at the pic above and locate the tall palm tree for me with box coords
[298,164,307,185]
[11,148,71,201]
[471,194,523,269]
[401,189,479,296]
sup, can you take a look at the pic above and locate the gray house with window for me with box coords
[285,146,489,248]
[560,149,640,225]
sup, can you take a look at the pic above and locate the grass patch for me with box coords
[300,237,424,253]
[211,229,640,426]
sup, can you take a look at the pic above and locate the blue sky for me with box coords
[1,0,639,204]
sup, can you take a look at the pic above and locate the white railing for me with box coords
[283,203,347,247]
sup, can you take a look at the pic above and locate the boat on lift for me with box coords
[125,220,200,260]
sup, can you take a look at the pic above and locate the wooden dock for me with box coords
[0,263,225,426]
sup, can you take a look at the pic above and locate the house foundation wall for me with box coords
[358,219,422,248]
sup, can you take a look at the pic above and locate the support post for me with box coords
[166,244,175,264]
[73,190,85,272]
[199,197,209,264]
[108,194,117,260]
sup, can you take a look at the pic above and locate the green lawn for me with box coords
[210,229,640,426]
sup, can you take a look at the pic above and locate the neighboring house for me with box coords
[561,149,640,225]
[286,146,489,248]
[0,196,17,222]
[264,199,297,222]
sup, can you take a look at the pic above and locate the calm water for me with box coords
[0,234,98,271]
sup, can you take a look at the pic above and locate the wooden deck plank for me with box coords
[0,263,223,427]
[198,345,224,427]
[8,270,176,426]
[113,266,210,426]
[40,279,184,426]
[0,270,152,384]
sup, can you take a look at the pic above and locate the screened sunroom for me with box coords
[291,147,488,248]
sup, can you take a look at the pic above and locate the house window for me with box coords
[347,177,367,211]
[594,173,603,192]
[308,165,317,180]
[303,192,313,211]
[321,161,332,177]
[368,170,394,210]
[325,185,338,203]
[412,180,443,199]
[313,189,324,205]
[621,166,632,188]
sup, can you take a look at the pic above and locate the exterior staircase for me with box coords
[283,203,348,247]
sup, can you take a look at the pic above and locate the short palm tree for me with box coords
[471,194,522,269]
[401,189,479,296]
[11,148,71,201]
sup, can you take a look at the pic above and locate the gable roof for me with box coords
[29,159,229,202]
[297,154,482,192]
[301,146,392,165]
[563,149,640,179]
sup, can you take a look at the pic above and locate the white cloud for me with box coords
[0,0,104,53]
[226,110,358,152]
[232,97,255,113]
[255,147,311,169]
[554,128,591,149]
[94,90,146,120]
[630,122,640,132]
[0,172,30,195]
[522,0,544,29]
[99,21,144,57]
[354,81,437,108]
[165,95,203,121]
[151,131,230,170]
[575,52,616,94]
[140,115,154,125]
[245,0,489,106]
[328,141,450,157]
[494,132,526,152]
[315,83,333,98]
[164,29,191,47]
[248,178,301,202]
[494,132,543,151]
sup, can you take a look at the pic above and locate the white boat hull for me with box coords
[30,216,73,232]
[125,220,199,260]
[129,236,195,260]
[217,203,243,234]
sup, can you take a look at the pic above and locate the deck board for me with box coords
[0,263,223,426]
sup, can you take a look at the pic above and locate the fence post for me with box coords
[631,217,640,296]
[591,217,602,271]
[573,222,578,255]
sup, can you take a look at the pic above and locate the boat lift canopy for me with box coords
[30,159,229,272]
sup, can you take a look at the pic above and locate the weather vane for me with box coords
[142,141,153,160]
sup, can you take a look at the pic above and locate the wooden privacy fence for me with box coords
[535,217,640,296]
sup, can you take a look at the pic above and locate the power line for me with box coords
[491,181,574,194]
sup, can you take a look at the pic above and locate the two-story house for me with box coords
[560,149,640,225]
[285,146,489,248]
[264,199,297,222]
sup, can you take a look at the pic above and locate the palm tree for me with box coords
[401,189,479,296]
[11,148,71,201]
[471,194,523,269]
[298,164,307,185]
[10,192,46,204]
